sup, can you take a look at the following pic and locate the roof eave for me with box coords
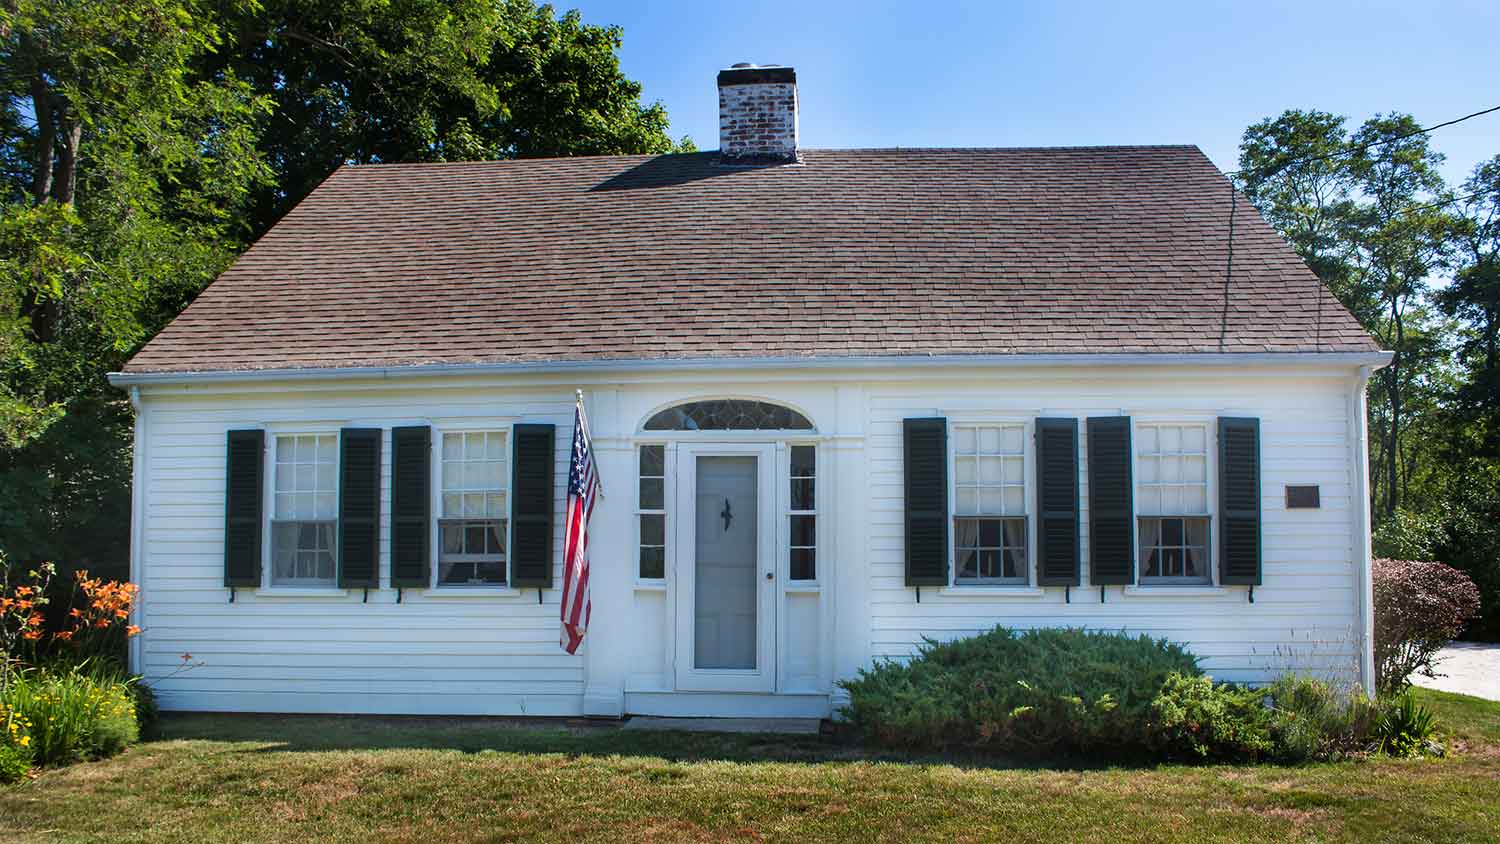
[108,350,1394,388]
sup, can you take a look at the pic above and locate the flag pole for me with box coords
[575,389,601,497]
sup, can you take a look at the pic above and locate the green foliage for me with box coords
[0,742,28,783]
[1149,673,1273,761]
[0,664,137,766]
[205,0,690,237]
[1374,693,1438,757]
[1264,675,1384,762]
[1372,508,1447,560]
[837,627,1200,756]
[130,678,160,740]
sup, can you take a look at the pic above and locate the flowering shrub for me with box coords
[1373,558,1482,694]
[1,665,138,766]
[1,699,34,782]
[2,555,145,778]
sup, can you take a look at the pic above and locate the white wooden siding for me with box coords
[132,363,1368,715]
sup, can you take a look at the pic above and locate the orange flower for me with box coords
[69,608,82,618]
[180,653,193,661]
[126,625,141,637]
[21,630,41,641]
[16,599,33,611]
[55,629,74,641]
[26,613,42,627]
[94,619,110,629]
[14,585,32,597]
[114,608,129,619]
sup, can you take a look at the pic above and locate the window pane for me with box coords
[640,444,664,477]
[954,457,976,484]
[442,494,460,518]
[955,518,980,548]
[640,513,665,546]
[956,488,978,515]
[790,445,816,477]
[639,546,665,579]
[443,433,462,460]
[979,549,1000,578]
[791,478,815,511]
[485,433,506,460]
[1004,548,1026,579]
[978,519,1001,547]
[955,427,976,454]
[643,400,813,431]
[1161,517,1184,546]
[442,523,463,554]
[465,525,487,554]
[957,549,979,578]
[790,515,816,547]
[640,477,664,510]
[978,427,1001,454]
[486,522,506,555]
[1143,548,1161,577]
[790,548,816,581]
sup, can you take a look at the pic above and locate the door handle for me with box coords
[765,571,775,581]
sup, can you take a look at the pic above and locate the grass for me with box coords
[0,688,1497,843]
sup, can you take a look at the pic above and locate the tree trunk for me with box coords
[29,71,54,204]
[52,112,81,206]
[1384,300,1403,517]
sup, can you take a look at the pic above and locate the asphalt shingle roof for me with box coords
[124,146,1380,374]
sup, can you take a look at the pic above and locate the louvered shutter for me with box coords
[391,426,431,588]
[1087,416,1135,585]
[1035,418,1080,586]
[337,428,382,589]
[511,423,556,588]
[1218,417,1262,585]
[904,417,949,587]
[224,429,265,587]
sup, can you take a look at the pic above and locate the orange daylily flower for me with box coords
[126,625,141,637]
[21,630,41,641]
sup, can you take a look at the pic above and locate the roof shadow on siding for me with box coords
[590,152,790,192]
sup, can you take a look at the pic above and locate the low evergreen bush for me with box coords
[1149,673,1274,761]
[837,627,1199,756]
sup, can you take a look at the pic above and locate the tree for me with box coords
[1345,114,1457,517]
[0,0,272,562]
[204,0,693,236]
[1441,157,1500,446]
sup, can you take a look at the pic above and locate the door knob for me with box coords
[765,571,774,581]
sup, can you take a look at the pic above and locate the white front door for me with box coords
[674,443,776,692]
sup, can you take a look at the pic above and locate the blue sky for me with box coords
[578,0,1500,186]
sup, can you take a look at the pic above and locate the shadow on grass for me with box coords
[155,712,1146,772]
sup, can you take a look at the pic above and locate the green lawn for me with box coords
[2,688,1498,844]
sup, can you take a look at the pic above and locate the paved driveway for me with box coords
[1410,642,1500,700]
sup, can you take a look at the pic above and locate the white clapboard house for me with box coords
[110,65,1389,718]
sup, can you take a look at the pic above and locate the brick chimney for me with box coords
[717,63,799,164]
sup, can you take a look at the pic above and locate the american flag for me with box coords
[560,394,600,654]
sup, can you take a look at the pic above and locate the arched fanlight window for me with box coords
[644,399,814,431]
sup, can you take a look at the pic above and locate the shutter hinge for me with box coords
[396,587,403,604]
[229,586,236,604]
[1101,586,1106,603]
[1248,585,1255,604]
[538,588,543,605]
[915,585,921,603]
[1065,585,1070,604]
[362,587,369,604]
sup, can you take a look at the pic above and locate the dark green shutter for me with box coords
[1218,417,1262,585]
[391,426,431,588]
[1035,418,1080,586]
[1087,416,1135,585]
[337,428,382,589]
[904,417,948,587]
[511,423,556,588]
[224,429,264,587]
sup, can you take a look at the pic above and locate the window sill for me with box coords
[1121,585,1227,598]
[936,586,1046,599]
[253,587,348,598]
[783,583,821,594]
[420,587,521,598]
[633,582,667,592]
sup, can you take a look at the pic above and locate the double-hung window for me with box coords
[1136,423,1212,584]
[271,434,338,586]
[438,431,507,586]
[952,423,1028,584]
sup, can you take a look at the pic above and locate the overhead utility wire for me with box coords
[1224,103,1500,182]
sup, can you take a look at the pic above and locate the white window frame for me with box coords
[430,425,514,590]
[1132,418,1216,586]
[262,429,342,589]
[946,417,1034,587]
[636,443,668,583]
